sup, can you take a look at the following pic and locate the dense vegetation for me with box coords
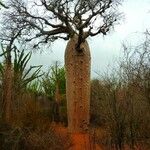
[90,36,150,149]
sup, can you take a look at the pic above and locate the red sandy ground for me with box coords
[69,133,102,150]
[53,124,102,150]
[53,125,149,150]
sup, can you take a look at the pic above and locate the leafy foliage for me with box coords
[42,61,66,100]
[0,47,43,91]
[13,49,43,90]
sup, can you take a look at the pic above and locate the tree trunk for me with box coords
[2,62,13,123]
[2,47,13,124]
[65,35,91,133]
[55,82,61,104]
[53,82,61,122]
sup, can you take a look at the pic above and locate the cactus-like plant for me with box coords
[0,46,43,119]
[41,62,66,122]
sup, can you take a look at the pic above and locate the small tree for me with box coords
[119,37,150,149]
[13,49,43,111]
[42,62,66,123]
[0,45,43,122]
[0,29,22,123]
[5,0,122,133]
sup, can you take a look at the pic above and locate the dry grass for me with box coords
[0,98,71,150]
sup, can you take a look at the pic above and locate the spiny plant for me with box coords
[0,45,43,118]
[13,48,43,91]
[41,61,66,123]
[27,79,43,95]
[42,61,66,100]
[0,47,43,92]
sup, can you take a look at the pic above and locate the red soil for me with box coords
[53,124,102,150]
[69,133,102,150]
[53,125,149,150]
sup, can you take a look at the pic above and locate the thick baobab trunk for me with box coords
[65,35,91,133]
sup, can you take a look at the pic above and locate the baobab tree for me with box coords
[4,0,122,133]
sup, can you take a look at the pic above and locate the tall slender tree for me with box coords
[42,61,66,122]
[0,29,22,123]
[3,0,122,134]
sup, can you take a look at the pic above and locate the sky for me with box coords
[29,0,150,78]
[5,0,150,78]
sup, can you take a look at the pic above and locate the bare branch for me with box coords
[0,1,9,9]
[3,0,122,48]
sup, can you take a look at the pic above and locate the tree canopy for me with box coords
[2,0,122,49]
